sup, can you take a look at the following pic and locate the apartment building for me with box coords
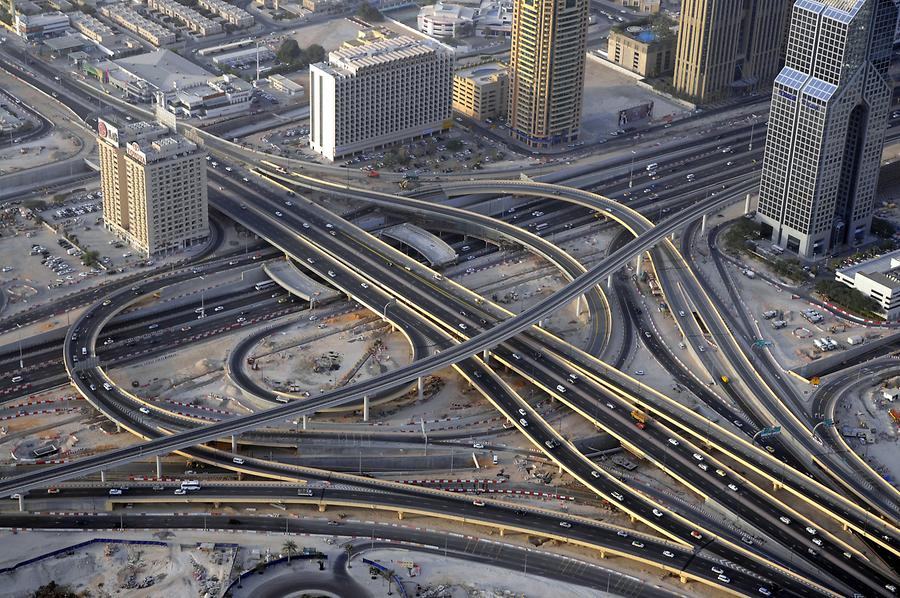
[70,12,116,46]
[673,0,789,102]
[507,0,588,148]
[14,12,69,40]
[197,0,254,28]
[607,24,675,78]
[101,4,176,46]
[756,0,896,259]
[308,36,453,161]
[453,62,508,120]
[98,117,208,256]
[145,0,222,36]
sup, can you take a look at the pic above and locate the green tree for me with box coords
[30,582,79,598]
[871,216,896,239]
[82,250,100,268]
[446,139,463,151]
[305,44,325,64]
[356,2,384,21]
[282,540,298,563]
[277,39,303,64]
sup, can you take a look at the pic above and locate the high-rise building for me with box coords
[98,118,209,257]
[756,0,896,259]
[308,35,453,161]
[674,0,790,103]
[507,0,588,148]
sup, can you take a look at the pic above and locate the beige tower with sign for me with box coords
[97,118,209,257]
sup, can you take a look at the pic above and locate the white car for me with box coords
[727,483,739,491]
[590,470,600,478]
[631,541,644,548]
[327,270,336,278]
[667,438,679,446]
[611,492,624,501]
[652,509,663,518]
[108,488,123,495]
[663,550,675,558]
[139,407,150,414]
[472,443,484,449]
[275,211,283,217]
[174,488,187,495]
[558,521,572,528]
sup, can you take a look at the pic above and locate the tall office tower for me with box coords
[756,0,896,259]
[308,36,453,161]
[507,0,588,148]
[98,118,209,257]
[674,0,790,102]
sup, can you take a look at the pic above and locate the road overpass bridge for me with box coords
[264,259,342,305]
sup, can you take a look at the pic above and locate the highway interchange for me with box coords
[1,39,900,597]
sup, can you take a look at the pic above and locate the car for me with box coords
[511,352,522,360]
[807,548,818,556]
[842,551,852,559]
[148,323,159,330]
[472,500,486,507]
[741,536,754,545]
[885,584,897,593]
[517,408,527,416]
[715,469,726,477]
[652,509,663,518]
[699,346,706,352]
[643,331,651,338]
[47,488,60,494]
[692,453,704,461]
[667,438,679,446]
[711,566,724,574]
[174,488,187,495]
[727,483,739,491]
[327,270,336,278]
[758,588,772,596]
[698,463,709,471]
[309,315,318,321]
[679,310,686,317]
[237,317,246,323]
[458,323,468,330]
[732,419,742,428]
[472,442,484,449]
[555,384,567,393]
[717,575,731,584]
[325,223,334,229]
[663,550,675,558]
[108,488,123,495]
[518,418,529,427]
[139,407,150,414]
[634,370,644,376]
[616,530,628,537]
[591,470,600,478]
[544,439,560,449]
[690,531,703,540]
[805,526,817,535]
[214,306,224,312]
[275,211,283,217]
[631,541,644,548]
[559,521,572,528]
[233,457,245,465]
[284,200,292,206]
[360,283,368,289]
[605,402,615,410]
[779,516,791,525]
[181,325,192,332]
[765,445,775,453]
[611,492,624,501]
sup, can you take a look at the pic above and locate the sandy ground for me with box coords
[834,381,900,486]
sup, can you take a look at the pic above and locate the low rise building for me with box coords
[44,34,89,56]
[197,0,254,27]
[606,22,676,77]
[70,12,117,46]
[14,12,70,40]
[417,2,475,38]
[145,0,222,36]
[452,61,507,120]
[835,249,900,321]
[101,4,176,46]
[612,0,660,13]
[211,46,275,68]
[268,73,304,96]
[308,35,453,161]
[475,0,512,37]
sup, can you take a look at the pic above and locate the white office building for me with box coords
[757,0,897,259]
[835,248,900,320]
[308,36,453,161]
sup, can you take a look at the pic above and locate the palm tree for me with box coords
[282,540,298,563]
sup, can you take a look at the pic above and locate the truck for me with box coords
[847,336,865,346]
[890,409,900,424]
[631,409,647,430]
[762,310,779,320]
[772,320,787,329]
[742,269,756,279]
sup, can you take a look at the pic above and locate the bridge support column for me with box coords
[363,396,369,422]
[598,549,605,559]
[679,574,688,584]
[155,456,162,479]
[772,481,783,492]
[302,415,308,430]
[318,504,326,512]
[397,511,404,520]
[700,214,708,235]
[417,377,424,401]
[115,422,121,433]
[498,528,504,537]
[18,494,24,512]
[607,275,613,290]
[100,470,106,483]
[538,319,546,329]
[635,254,643,277]
[231,435,237,453]
[482,349,490,362]
[744,193,752,214]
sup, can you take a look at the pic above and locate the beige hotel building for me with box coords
[98,118,209,257]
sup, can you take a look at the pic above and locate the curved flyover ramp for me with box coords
[380,223,456,267]
[264,258,341,305]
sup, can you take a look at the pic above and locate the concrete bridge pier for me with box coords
[155,456,162,479]
[482,349,490,362]
[607,275,613,290]
[363,395,369,422]
[100,470,106,483]
[231,435,238,453]
[700,213,708,234]
[18,494,24,512]
[302,414,308,430]
[417,377,424,401]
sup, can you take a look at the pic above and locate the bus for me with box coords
[180,480,201,491]
[254,280,276,292]
[32,444,59,458]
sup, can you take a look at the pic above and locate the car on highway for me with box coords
[472,442,484,449]
[47,488,59,494]
[758,588,772,596]
[717,575,730,584]
[214,306,224,312]
[108,488,123,495]
[233,457,245,465]
[605,402,615,410]
[275,211,283,217]
[727,483,739,491]
[667,438,679,446]
[678,310,686,317]
[458,323,468,330]
[690,531,702,540]
[715,469,726,477]
[518,418,528,427]
[611,492,624,501]
[558,521,571,528]
[237,317,246,323]
[812,537,823,546]
[555,384,566,393]
[698,463,708,471]
[779,516,791,525]
[297,489,314,496]
[590,470,601,478]
[360,283,368,289]
[652,509,663,518]
[302,222,310,229]
[148,323,159,330]
[662,550,675,558]
[102,383,112,391]
[616,530,628,537]
[741,536,754,546]
[327,271,336,278]
[692,453,703,461]
[181,325,192,332]
[511,353,521,360]
[174,488,187,495]
[631,541,644,548]
[284,201,292,206]
[805,526,817,535]
[634,370,644,376]
[517,408,527,416]
[139,407,150,414]
[472,500,485,507]
[152,485,164,491]
[711,566,724,574]
[544,439,560,449]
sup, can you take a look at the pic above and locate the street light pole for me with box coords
[628,151,636,188]
[16,323,23,369]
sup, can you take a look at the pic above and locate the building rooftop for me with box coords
[837,248,900,290]
[326,36,443,75]
[115,49,214,92]
[44,34,88,52]
[455,61,506,83]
